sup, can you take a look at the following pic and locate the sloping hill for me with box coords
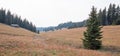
[40,25,120,56]
[0,23,41,50]
[0,23,36,36]
[0,23,44,56]
[0,23,120,56]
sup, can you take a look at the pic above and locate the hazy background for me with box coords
[0,0,120,27]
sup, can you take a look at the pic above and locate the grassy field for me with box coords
[40,25,120,56]
[0,23,120,56]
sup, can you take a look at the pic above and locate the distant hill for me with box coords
[36,27,45,32]
[37,26,56,32]
[37,20,86,32]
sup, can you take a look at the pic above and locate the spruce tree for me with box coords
[97,9,102,26]
[102,8,107,25]
[82,6,102,50]
[107,4,112,25]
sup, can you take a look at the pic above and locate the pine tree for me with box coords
[115,6,120,25]
[115,6,119,20]
[97,9,102,25]
[82,6,102,50]
[107,4,113,25]
[114,6,120,25]
[0,8,6,23]
[111,4,116,25]
[102,8,107,25]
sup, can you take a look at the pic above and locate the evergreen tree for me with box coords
[107,4,113,25]
[102,8,107,25]
[115,6,119,20]
[82,6,102,50]
[111,4,116,25]
[0,8,6,23]
[97,9,103,25]
[6,10,12,25]
[115,17,120,25]
[114,6,120,25]
[115,6,120,25]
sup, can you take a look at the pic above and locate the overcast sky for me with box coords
[0,0,120,27]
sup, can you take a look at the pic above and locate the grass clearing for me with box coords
[0,24,120,56]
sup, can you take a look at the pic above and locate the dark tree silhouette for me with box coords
[0,8,37,33]
[82,6,102,50]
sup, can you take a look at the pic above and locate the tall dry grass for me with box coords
[40,25,120,56]
[0,23,120,56]
[0,23,36,36]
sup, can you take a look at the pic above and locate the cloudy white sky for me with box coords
[0,0,120,27]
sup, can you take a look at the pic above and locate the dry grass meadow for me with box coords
[0,23,120,56]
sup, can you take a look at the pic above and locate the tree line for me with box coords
[62,4,120,28]
[98,4,120,25]
[37,4,120,32]
[56,21,86,29]
[0,8,37,33]
[38,21,86,32]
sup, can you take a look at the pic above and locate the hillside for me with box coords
[0,24,120,56]
[0,23,43,56]
[0,23,36,36]
[40,25,120,56]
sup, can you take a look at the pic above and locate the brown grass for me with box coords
[0,23,120,56]
[0,23,36,36]
[40,25,120,56]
